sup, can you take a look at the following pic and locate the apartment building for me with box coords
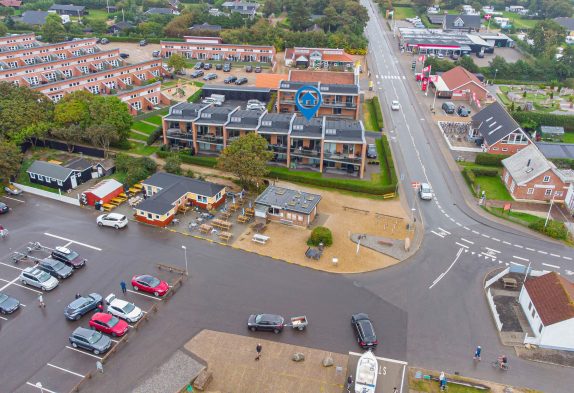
[0,33,37,49]
[284,47,354,70]
[162,103,366,177]
[0,37,97,63]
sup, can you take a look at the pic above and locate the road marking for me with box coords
[63,241,73,248]
[2,195,24,203]
[444,213,450,218]
[463,226,470,230]
[480,252,496,260]
[564,256,573,261]
[449,217,456,222]
[455,222,462,226]
[126,289,162,300]
[65,346,103,359]
[460,238,474,245]
[44,233,102,251]
[510,262,525,267]
[514,244,524,248]
[538,250,548,255]
[526,247,535,251]
[437,228,451,235]
[0,276,21,291]
[0,261,24,271]
[0,278,42,294]
[502,241,511,245]
[550,253,560,258]
[486,247,501,254]
[471,230,479,234]
[513,256,529,262]
[455,242,469,249]
[481,234,490,239]
[429,248,464,290]
[542,263,560,269]
[47,363,85,378]
[491,237,500,242]
[431,231,445,238]
[26,382,57,393]
[0,315,7,320]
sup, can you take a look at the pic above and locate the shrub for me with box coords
[528,219,569,240]
[550,158,574,169]
[147,126,163,146]
[475,153,507,167]
[372,96,384,130]
[266,92,277,112]
[307,226,333,247]
[470,167,499,177]
[511,111,574,132]
[164,154,182,175]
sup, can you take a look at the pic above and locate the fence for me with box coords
[484,267,510,289]
[486,288,503,331]
[22,139,106,158]
[13,183,80,206]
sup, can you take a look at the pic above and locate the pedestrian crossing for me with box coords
[375,75,406,80]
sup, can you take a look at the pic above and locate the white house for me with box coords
[519,272,574,351]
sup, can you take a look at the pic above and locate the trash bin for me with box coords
[94,201,102,211]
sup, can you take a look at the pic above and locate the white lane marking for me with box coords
[481,234,490,239]
[472,230,479,234]
[444,214,450,218]
[126,289,162,300]
[480,252,496,259]
[455,242,469,249]
[0,278,42,294]
[449,217,456,222]
[460,238,474,244]
[550,253,560,258]
[47,363,85,378]
[65,346,103,359]
[431,231,445,238]
[463,226,470,230]
[0,315,7,321]
[486,247,501,254]
[437,228,451,235]
[63,241,73,248]
[429,248,464,290]
[502,241,511,245]
[564,256,573,261]
[510,262,525,267]
[538,250,548,255]
[44,233,102,251]
[456,222,462,227]
[542,263,560,269]
[0,276,21,291]
[491,237,500,242]
[514,244,524,249]
[513,256,529,262]
[0,261,24,271]
[26,382,58,393]
[2,195,25,203]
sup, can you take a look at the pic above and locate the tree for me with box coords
[0,21,8,37]
[217,133,273,187]
[87,19,108,35]
[530,20,566,56]
[0,141,22,184]
[51,125,83,152]
[86,124,119,158]
[456,55,479,73]
[289,0,311,31]
[41,13,67,43]
[89,96,132,142]
[164,154,182,175]
[54,93,91,128]
[167,53,187,74]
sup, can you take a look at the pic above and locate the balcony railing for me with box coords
[322,101,357,108]
[290,148,321,158]
[268,144,288,152]
[197,134,223,144]
[167,128,193,140]
[323,152,362,163]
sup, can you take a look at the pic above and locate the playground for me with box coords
[162,80,201,102]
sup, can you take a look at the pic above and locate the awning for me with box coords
[433,76,450,92]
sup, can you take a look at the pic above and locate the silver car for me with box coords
[19,267,59,291]
[419,183,433,200]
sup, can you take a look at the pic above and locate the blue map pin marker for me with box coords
[295,85,322,120]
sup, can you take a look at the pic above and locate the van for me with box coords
[442,102,455,114]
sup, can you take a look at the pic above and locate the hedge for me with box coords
[529,219,569,240]
[266,92,277,112]
[475,153,506,167]
[372,96,384,130]
[494,80,547,86]
[103,36,185,44]
[550,158,574,169]
[462,167,498,193]
[156,150,218,168]
[146,127,163,146]
[377,136,397,185]
[510,111,574,131]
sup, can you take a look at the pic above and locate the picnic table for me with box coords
[244,207,255,218]
[252,234,269,244]
[228,203,239,212]
[199,224,213,234]
[212,219,232,231]
[237,215,250,224]
[220,211,232,220]
[102,203,114,211]
[129,196,143,207]
[218,231,232,243]
[252,223,267,233]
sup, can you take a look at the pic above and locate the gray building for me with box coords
[254,185,321,227]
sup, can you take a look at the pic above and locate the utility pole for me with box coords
[544,194,555,228]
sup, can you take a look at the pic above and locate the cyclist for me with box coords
[474,345,482,360]
[497,354,508,369]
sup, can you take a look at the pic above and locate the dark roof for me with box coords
[226,109,264,129]
[540,126,564,135]
[258,113,294,134]
[164,102,208,121]
[202,85,271,93]
[291,117,323,138]
[255,185,321,215]
[554,17,574,31]
[536,142,574,160]
[139,173,225,215]
[525,272,574,326]
[472,102,524,146]
[145,7,174,14]
[189,23,222,32]
[427,14,445,24]
[27,160,74,181]
[443,14,481,30]
[195,106,238,125]
[110,21,134,30]
[279,80,358,95]
[49,4,85,12]
[20,11,48,25]
[64,157,92,171]
[323,119,364,142]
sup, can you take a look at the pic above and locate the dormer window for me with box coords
[201,113,211,119]
[454,18,464,27]
[231,116,241,122]
[293,125,303,130]
[262,121,272,126]
[325,129,336,135]
[173,109,182,115]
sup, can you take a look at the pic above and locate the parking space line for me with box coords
[502,241,511,245]
[437,227,451,234]
[47,363,85,378]
[510,261,525,267]
[542,263,560,269]
[126,289,162,300]
[63,241,73,248]
[44,233,102,251]
[485,247,501,254]
[0,278,42,294]
[0,261,24,271]
[65,346,103,359]
[0,276,21,291]
[431,231,445,238]
[2,195,25,203]
[455,242,468,249]
[550,253,560,258]
[460,238,474,244]
[0,315,7,320]
[564,256,573,261]
[26,382,58,393]
[526,247,535,251]
[110,339,119,343]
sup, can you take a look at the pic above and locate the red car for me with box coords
[131,274,169,297]
[89,313,129,337]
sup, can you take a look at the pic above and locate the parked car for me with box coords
[391,100,400,111]
[367,144,377,159]
[223,63,231,72]
[105,294,143,323]
[203,63,212,70]
[19,267,59,291]
[235,77,248,85]
[201,97,222,106]
[441,101,456,114]
[37,257,73,280]
[247,103,265,111]
[419,182,433,200]
[451,53,459,60]
[69,327,112,355]
[437,53,445,59]
[0,292,20,314]
[194,62,204,70]
[191,70,204,79]
[152,50,161,58]
[131,274,169,297]
[457,105,471,117]
[351,313,378,349]
[64,293,103,321]
[139,39,147,46]
[254,66,262,73]
[245,65,253,73]
[51,246,86,269]
[215,63,223,70]
[119,53,129,59]
[4,184,22,195]
[203,73,217,81]
[97,213,128,229]
[0,202,9,214]
[224,76,237,84]
[100,38,109,44]
[89,312,129,337]
[247,313,285,333]
[476,51,484,58]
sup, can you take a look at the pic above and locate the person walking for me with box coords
[255,343,262,361]
[439,371,447,391]
[474,345,482,360]
[38,294,45,308]
[120,280,127,294]
[346,375,353,392]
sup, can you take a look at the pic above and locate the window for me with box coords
[57,180,63,186]
[492,147,499,151]
[545,189,552,196]
[30,173,35,179]
[538,323,543,334]
[333,108,342,115]
[215,192,222,200]
[293,125,303,130]
[197,195,207,203]
[528,302,532,311]
[147,213,152,219]
[37,175,44,181]
[501,148,508,152]
[532,308,536,318]
[555,191,563,197]
[543,176,550,182]
[262,121,272,126]
[504,172,509,183]
[155,215,160,219]
[527,188,534,195]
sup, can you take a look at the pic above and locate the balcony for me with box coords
[197,134,224,144]
[268,144,288,153]
[323,152,362,164]
[290,147,321,158]
[322,100,356,108]
[167,128,193,141]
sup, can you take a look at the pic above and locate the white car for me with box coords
[19,267,59,291]
[105,294,143,323]
[419,183,433,200]
[391,100,400,111]
[97,213,128,229]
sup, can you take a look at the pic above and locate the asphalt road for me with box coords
[359,0,574,391]
[0,195,407,393]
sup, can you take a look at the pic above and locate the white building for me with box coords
[519,272,574,351]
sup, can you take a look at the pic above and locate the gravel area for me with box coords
[493,295,523,332]
[516,346,574,367]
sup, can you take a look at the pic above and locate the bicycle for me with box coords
[491,360,510,371]
[0,229,8,239]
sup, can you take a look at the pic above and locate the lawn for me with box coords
[497,93,511,106]
[129,132,149,142]
[16,159,59,194]
[362,100,378,131]
[131,122,158,135]
[487,207,542,225]
[393,6,417,20]
[500,11,538,29]
[411,378,490,393]
[126,143,160,156]
[144,116,164,126]
[562,133,574,143]
[474,176,512,200]
[86,9,110,22]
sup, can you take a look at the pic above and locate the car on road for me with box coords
[152,50,161,58]
[367,144,377,159]
[224,75,237,84]
[131,274,169,297]
[254,66,262,73]
[457,105,471,117]
[37,257,73,280]
[215,63,223,70]
[4,184,22,195]
[139,39,147,46]
[119,53,129,59]
[223,63,231,72]
[247,313,284,333]
[194,62,204,70]
[351,313,378,349]
[89,312,129,337]
[0,292,20,314]
[69,327,112,355]
[96,213,128,229]
[203,63,212,70]
[391,100,400,111]
[419,183,433,200]
[203,73,217,81]
[0,202,9,214]
[51,246,86,269]
[19,267,59,291]
[191,70,204,79]
[105,294,143,323]
[64,293,103,320]
[441,101,455,114]
[235,77,248,85]
[245,65,253,73]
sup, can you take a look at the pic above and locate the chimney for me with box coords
[526,159,531,167]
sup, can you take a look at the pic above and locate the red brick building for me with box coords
[284,47,354,70]
[501,144,574,201]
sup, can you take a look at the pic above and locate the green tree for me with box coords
[289,0,311,31]
[41,13,67,43]
[54,93,91,129]
[86,124,119,158]
[137,21,164,37]
[167,53,187,74]
[164,154,182,175]
[530,20,566,56]
[0,141,22,184]
[456,55,479,73]
[0,21,8,36]
[87,19,108,35]
[217,133,273,187]
[89,96,132,143]
[51,125,83,152]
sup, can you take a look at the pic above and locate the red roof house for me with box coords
[81,179,124,206]
[433,66,488,101]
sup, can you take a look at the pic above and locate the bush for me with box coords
[475,153,506,167]
[470,167,499,177]
[372,96,384,130]
[511,111,574,131]
[147,126,163,146]
[528,219,569,240]
[266,92,277,112]
[550,158,574,169]
[164,154,182,175]
[116,155,157,186]
[307,226,333,247]
[376,136,397,186]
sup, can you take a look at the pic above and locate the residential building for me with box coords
[18,11,49,26]
[0,0,22,8]
[254,185,321,227]
[49,4,85,16]
[258,113,295,165]
[135,172,226,227]
[26,159,93,191]
[565,183,574,215]
[431,66,488,102]
[398,28,492,56]
[277,70,361,120]
[442,14,481,32]
[188,23,222,34]
[107,21,135,34]
[288,116,323,171]
[469,102,532,155]
[473,32,514,48]
[536,142,574,160]
[0,33,37,51]
[519,272,574,351]
[321,119,367,177]
[554,17,574,36]
[284,47,354,70]
[221,1,259,18]
[144,7,179,15]
[501,144,574,201]
[0,37,98,64]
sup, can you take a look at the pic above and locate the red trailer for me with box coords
[82,179,123,206]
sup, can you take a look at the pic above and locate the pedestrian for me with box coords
[75,292,81,299]
[120,280,127,294]
[255,343,262,361]
[38,294,45,308]
[439,371,447,391]
[474,345,482,360]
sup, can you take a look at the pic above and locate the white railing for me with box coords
[486,288,503,331]
[13,183,80,206]
[484,267,510,288]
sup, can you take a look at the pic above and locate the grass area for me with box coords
[186,60,271,69]
[487,207,542,225]
[129,132,149,142]
[15,159,59,194]
[474,176,512,200]
[362,100,378,131]
[85,9,110,22]
[110,170,127,184]
[131,122,158,135]
[143,116,163,126]
[562,133,574,143]
[497,93,511,106]
[500,11,538,29]
[393,6,417,19]
[126,143,160,156]
[162,81,179,88]
[411,378,490,393]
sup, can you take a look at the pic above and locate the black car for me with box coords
[194,62,204,70]
[254,66,262,73]
[441,101,455,114]
[37,257,73,279]
[191,70,204,78]
[351,313,378,349]
[235,77,248,85]
[0,202,8,214]
[69,327,112,355]
[64,293,103,320]
[457,105,471,117]
[0,292,20,314]
[247,313,284,333]
[119,53,129,59]
[203,73,217,81]
[223,63,231,72]
[139,39,147,46]
[203,63,212,70]
[51,246,86,269]
[100,38,109,45]
[215,63,223,70]
[152,50,161,58]
[224,76,237,84]
[245,65,253,73]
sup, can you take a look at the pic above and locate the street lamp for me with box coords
[181,245,189,276]
[493,68,498,83]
